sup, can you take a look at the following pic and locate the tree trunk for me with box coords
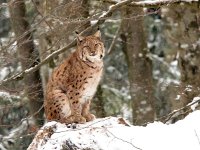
[178,7,200,112]
[163,5,200,120]
[9,0,44,126]
[92,85,106,118]
[121,6,155,125]
[177,42,200,115]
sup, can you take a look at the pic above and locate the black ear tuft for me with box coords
[77,35,85,44]
[75,31,79,35]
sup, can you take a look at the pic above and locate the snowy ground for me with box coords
[28,111,200,150]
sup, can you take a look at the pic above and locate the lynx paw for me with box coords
[84,113,96,122]
[64,115,86,124]
[75,116,86,124]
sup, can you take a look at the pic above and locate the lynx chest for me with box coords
[81,70,102,103]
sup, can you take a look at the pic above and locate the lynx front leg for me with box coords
[68,99,86,124]
[82,100,96,122]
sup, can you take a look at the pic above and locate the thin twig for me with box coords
[0,0,135,85]
[143,98,200,126]
[163,98,200,123]
[194,130,200,146]
[106,129,142,150]
[1,0,198,85]
[103,0,199,7]
[107,22,122,54]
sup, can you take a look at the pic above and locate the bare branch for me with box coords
[107,22,122,54]
[163,98,200,123]
[104,0,199,7]
[194,130,200,145]
[106,129,142,150]
[142,98,200,126]
[1,0,198,86]
[0,0,136,85]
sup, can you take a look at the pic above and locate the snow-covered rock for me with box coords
[28,111,200,150]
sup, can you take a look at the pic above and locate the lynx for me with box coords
[44,30,104,124]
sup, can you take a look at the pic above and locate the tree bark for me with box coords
[121,5,155,125]
[163,5,200,119]
[93,85,106,118]
[178,45,200,110]
[9,0,44,126]
[178,7,200,112]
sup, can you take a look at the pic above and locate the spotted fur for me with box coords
[44,31,104,124]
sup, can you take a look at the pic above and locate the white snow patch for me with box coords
[175,94,181,100]
[99,11,107,18]
[181,44,189,49]
[185,85,193,92]
[0,67,9,80]
[121,104,132,120]
[90,20,98,25]
[189,97,200,111]
[0,91,20,102]
[29,111,200,150]
[140,100,147,105]
[169,60,180,78]
[138,53,143,57]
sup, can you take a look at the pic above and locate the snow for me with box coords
[28,110,200,150]
[0,91,20,102]
[90,20,98,25]
[169,60,180,78]
[185,85,193,92]
[175,94,180,100]
[0,67,9,80]
[190,97,200,111]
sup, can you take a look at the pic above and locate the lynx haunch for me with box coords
[44,30,105,124]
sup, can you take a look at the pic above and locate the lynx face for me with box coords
[77,31,105,63]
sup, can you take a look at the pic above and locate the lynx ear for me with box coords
[76,31,84,44]
[93,30,101,39]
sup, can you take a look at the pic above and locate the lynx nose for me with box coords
[100,54,103,59]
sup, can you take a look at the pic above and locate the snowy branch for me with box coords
[0,0,136,85]
[0,0,199,85]
[106,129,142,150]
[143,97,200,125]
[164,97,200,122]
[104,0,199,7]
[194,129,200,145]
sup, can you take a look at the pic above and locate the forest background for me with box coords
[0,0,200,149]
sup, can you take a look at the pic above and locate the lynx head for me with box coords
[76,30,105,63]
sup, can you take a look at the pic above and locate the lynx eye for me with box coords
[90,51,96,56]
[83,46,90,51]
[95,43,101,50]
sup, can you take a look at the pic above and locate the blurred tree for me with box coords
[0,0,10,37]
[177,6,200,113]
[92,85,106,118]
[121,5,155,125]
[163,4,200,119]
[9,0,44,126]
